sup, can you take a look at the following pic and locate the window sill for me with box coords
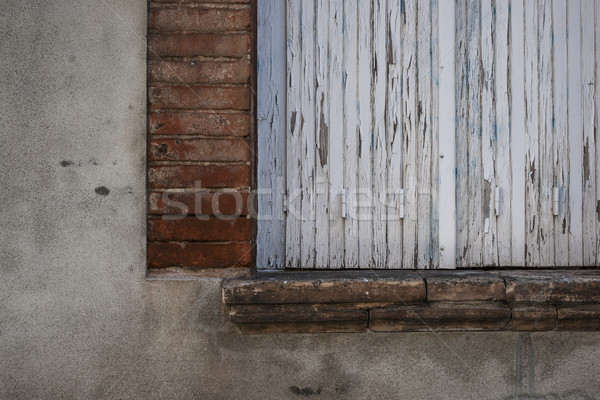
[222,270,600,334]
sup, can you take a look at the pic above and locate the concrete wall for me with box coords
[1,1,599,398]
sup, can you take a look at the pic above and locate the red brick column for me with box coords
[147,0,255,277]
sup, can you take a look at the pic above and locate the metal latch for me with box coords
[398,189,406,219]
[494,186,501,216]
[341,189,348,219]
[552,187,560,216]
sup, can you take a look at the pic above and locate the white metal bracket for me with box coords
[341,189,348,219]
[282,194,288,214]
[494,186,501,216]
[398,189,406,219]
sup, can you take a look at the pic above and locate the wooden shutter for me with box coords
[258,0,600,269]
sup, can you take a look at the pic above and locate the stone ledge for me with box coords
[222,270,600,334]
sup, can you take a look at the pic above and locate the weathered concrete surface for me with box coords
[0,1,600,399]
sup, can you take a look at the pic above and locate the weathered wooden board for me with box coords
[256,0,286,268]
[553,0,569,266]
[568,0,584,266]
[495,0,512,266]
[581,0,597,265]
[511,0,527,267]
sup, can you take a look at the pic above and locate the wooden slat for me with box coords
[430,0,440,269]
[568,0,584,265]
[343,1,359,268]
[257,0,286,269]
[285,1,302,268]
[511,0,527,267]
[539,0,554,266]
[455,0,469,267]
[581,0,597,265]
[481,0,497,266]
[372,0,388,268]
[328,0,345,267]
[553,0,569,266]
[467,0,483,267]
[386,0,403,268]
[524,0,540,266]
[416,0,433,269]
[402,0,418,268]
[300,0,317,268]
[495,0,512,266]
[438,0,456,269]
[357,0,373,267]
[596,0,600,265]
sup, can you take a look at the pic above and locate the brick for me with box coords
[236,321,368,334]
[148,164,250,188]
[222,270,425,305]
[149,86,250,110]
[148,242,251,268]
[422,270,505,302]
[152,0,249,3]
[148,33,250,58]
[148,266,251,279]
[148,216,251,242]
[148,59,250,84]
[148,190,251,216]
[149,7,251,32]
[557,305,600,331]
[370,303,511,332]
[502,270,600,303]
[149,111,250,136]
[148,138,250,162]
[510,305,556,331]
[229,304,368,324]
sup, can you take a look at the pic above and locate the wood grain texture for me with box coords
[284,1,302,268]
[300,0,317,268]
[553,0,569,266]
[402,0,418,268]
[258,0,600,269]
[495,0,512,266]
[568,0,584,266]
[257,0,286,268]
[343,0,359,268]
[416,0,433,269]
[581,0,597,265]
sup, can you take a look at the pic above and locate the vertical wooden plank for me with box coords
[511,0,527,266]
[329,0,345,267]
[430,0,440,269]
[285,0,302,268]
[402,0,418,268]
[386,0,403,268]
[357,0,373,267]
[416,0,433,268]
[300,0,317,268]
[553,0,569,266]
[524,0,540,266]
[568,0,584,265]
[596,0,600,265]
[481,0,497,266]
[438,0,455,269]
[343,1,359,268]
[372,0,388,268]
[257,0,286,268]
[466,0,483,267]
[538,0,555,266]
[455,0,469,267]
[582,0,597,265]
[495,0,512,266]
